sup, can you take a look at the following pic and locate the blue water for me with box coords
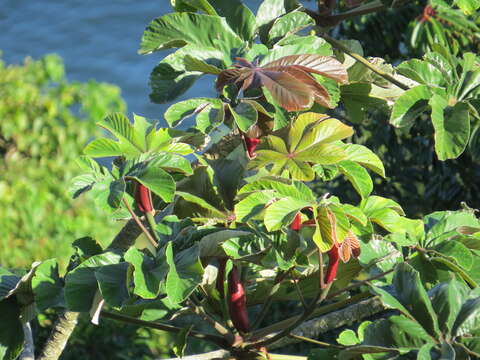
[0,0,260,120]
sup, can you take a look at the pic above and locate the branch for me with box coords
[122,198,158,247]
[244,283,332,350]
[161,351,308,360]
[252,292,370,339]
[187,299,234,341]
[107,218,144,251]
[100,310,230,349]
[20,322,35,360]
[38,217,146,360]
[268,297,384,350]
[161,350,230,360]
[158,297,385,359]
[38,311,79,360]
[320,33,411,91]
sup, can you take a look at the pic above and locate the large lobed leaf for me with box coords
[216,55,347,111]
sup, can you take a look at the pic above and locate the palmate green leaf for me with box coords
[149,45,224,104]
[433,241,473,270]
[454,0,480,15]
[0,298,24,360]
[256,0,299,43]
[139,12,243,55]
[397,59,445,86]
[264,197,312,231]
[262,88,289,130]
[165,243,204,303]
[173,325,193,359]
[268,11,315,44]
[95,263,129,307]
[151,153,193,175]
[171,0,217,14]
[198,229,252,257]
[250,113,350,181]
[362,316,432,350]
[370,284,413,317]
[238,176,315,201]
[362,195,404,216]
[164,98,224,129]
[124,248,168,299]
[392,263,441,338]
[132,166,176,203]
[430,257,478,288]
[83,113,141,158]
[390,85,432,127]
[430,281,469,337]
[343,144,385,178]
[31,259,64,311]
[83,138,126,157]
[0,268,20,302]
[176,191,226,219]
[107,178,126,209]
[229,101,258,133]
[262,35,332,65]
[340,83,388,124]
[359,238,402,274]
[235,191,275,222]
[208,0,256,41]
[184,55,222,74]
[337,160,373,199]
[64,251,122,312]
[337,329,360,346]
[429,96,470,160]
[453,297,480,337]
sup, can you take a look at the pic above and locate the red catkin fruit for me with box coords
[228,265,249,333]
[243,136,261,159]
[290,212,303,231]
[134,183,154,213]
[324,245,340,285]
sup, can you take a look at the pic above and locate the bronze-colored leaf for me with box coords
[216,68,245,91]
[280,66,331,108]
[263,54,348,84]
[339,230,361,263]
[257,70,314,111]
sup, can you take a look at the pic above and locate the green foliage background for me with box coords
[0,54,125,268]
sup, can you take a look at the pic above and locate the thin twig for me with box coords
[251,270,290,330]
[187,299,233,341]
[294,279,308,310]
[327,268,394,299]
[100,310,229,348]
[319,249,325,289]
[320,33,411,91]
[289,334,344,349]
[244,283,332,350]
[122,198,158,247]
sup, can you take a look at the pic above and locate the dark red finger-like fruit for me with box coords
[134,182,153,213]
[228,265,249,333]
[324,244,340,285]
[243,136,261,159]
[290,212,303,231]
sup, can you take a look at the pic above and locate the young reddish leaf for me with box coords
[262,54,348,84]
[339,230,361,263]
[216,55,347,111]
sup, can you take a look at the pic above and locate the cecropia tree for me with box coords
[2,0,480,360]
